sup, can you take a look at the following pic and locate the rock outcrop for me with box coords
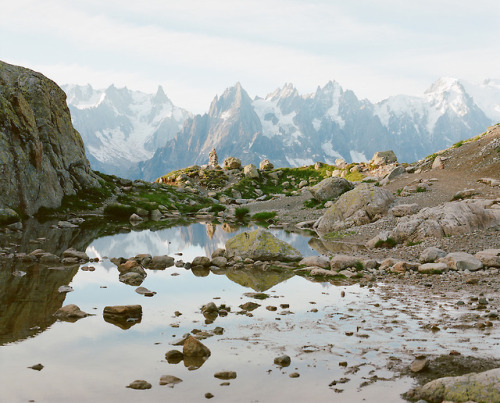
[309,177,354,202]
[0,61,101,215]
[392,199,500,242]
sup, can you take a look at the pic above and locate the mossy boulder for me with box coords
[314,184,394,233]
[225,229,302,262]
[405,367,500,403]
[0,208,20,226]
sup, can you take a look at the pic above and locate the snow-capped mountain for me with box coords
[63,84,191,176]
[134,77,497,181]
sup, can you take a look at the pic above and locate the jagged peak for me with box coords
[266,82,299,101]
[209,82,252,118]
[153,85,171,105]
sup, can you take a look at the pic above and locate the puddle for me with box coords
[0,223,498,402]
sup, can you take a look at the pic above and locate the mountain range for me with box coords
[63,79,500,181]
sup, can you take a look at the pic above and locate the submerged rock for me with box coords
[126,380,151,390]
[159,375,183,387]
[225,229,301,262]
[54,304,89,321]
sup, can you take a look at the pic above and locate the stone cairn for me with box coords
[209,148,218,167]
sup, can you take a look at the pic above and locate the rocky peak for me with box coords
[0,60,101,215]
[208,82,253,119]
[425,77,472,116]
[152,85,171,105]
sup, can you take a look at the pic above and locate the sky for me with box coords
[1,0,500,113]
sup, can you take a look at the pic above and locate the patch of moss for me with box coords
[103,203,136,218]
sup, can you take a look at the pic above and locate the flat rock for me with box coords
[418,263,449,274]
[214,371,237,380]
[392,203,420,217]
[126,380,151,390]
[475,249,500,268]
[309,177,354,202]
[148,255,175,269]
[442,252,483,271]
[299,256,330,269]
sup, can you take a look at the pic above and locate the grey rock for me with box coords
[211,256,227,267]
[0,61,101,216]
[393,199,500,242]
[223,157,241,170]
[315,184,394,233]
[148,255,175,269]
[420,247,447,263]
[274,355,291,367]
[192,256,211,267]
[309,177,354,202]
[0,208,21,226]
[370,150,397,166]
[259,159,274,170]
[243,164,259,179]
[475,249,500,268]
[392,203,420,217]
[299,256,330,269]
[443,252,483,271]
[418,262,449,274]
[62,248,89,262]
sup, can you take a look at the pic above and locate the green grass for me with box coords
[496,146,500,153]
[453,140,464,148]
[406,240,423,247]
[303,199,322,208]
[251,211,277,221]
[416,186,427,193]
[344,171,364,182]
[235,207,250,220]
[374,237,397,248]
[209,204,226,214]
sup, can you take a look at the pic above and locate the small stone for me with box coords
[289,372,300,378]
[165,350,184,364]
[126,380,151,390]
[239,302,260,311]
[274,355,291,367]
[410,357,428,373]
[214,371,237,380]
[205,392,214,399]
[159,375,183,387]
[339,362,348,367]
[28,363,44,371]
[183,335,211,357]
[266,306,277,311]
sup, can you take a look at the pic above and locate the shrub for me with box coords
[234,207,250,220]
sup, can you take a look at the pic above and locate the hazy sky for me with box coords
[2,0,499,113]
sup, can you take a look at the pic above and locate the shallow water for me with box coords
[0,223,497,402]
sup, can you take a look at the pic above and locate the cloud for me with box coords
[1,0,499,112]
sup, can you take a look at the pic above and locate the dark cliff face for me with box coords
[0,61,101,215]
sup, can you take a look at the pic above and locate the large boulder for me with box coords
[314,184,394,233]
[0,61,101,215]
[223,157,241,170]
[370,150,397,166]
[405,367,500,403]
[259,159,274,171]
[225,229,302,262]
[392,199,500,242]
[243,164,259,179]
[309,178,354,202]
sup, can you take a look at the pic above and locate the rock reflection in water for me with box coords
[0,259,79,345]
[224,267,295,292]
[309,237,367,255]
